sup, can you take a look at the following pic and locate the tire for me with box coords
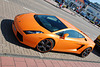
[80,47,92,58]
[37,39,54,53]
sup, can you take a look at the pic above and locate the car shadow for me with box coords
[1,19,36,50]
[50,51,80,57]
[92,46,100,57]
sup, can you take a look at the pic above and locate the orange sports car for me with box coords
[12,13,95,57]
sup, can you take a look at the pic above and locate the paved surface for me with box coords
[0,56,100,67]
[0,0,100,64]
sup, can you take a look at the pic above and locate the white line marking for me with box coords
[23,7,37,13]
[4,0,9,2]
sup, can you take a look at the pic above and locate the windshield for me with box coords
[34,15,67,32]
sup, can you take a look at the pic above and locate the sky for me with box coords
[89,0,100,4]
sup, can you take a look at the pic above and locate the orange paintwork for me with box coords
[12,13,95,54]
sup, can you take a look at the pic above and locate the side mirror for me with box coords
[63,34,69,39]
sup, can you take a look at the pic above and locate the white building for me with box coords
[84,2,100,24]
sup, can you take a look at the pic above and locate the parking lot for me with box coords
[0,0,100,63]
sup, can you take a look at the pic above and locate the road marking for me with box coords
[23,7,37,13]
[4,0,9,2]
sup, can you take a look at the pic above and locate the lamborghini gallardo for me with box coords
[12,13,95,57]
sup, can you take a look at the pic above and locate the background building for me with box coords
[84,2,100,24]
[55,0,100,24]
[66,0,85,11]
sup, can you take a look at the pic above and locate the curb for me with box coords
[0,53,100,63]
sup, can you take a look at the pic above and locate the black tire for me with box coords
[37,39,54,53]
[80,47,92,58]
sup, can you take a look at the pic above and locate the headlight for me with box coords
[24,31,43,34]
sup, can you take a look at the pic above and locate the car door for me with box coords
[54,29,86,51]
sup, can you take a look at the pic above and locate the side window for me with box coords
[64,30,85,38]
[78,33,84,38]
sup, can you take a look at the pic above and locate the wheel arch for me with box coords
[46,38,56,48]
[36,38,56,53]
[80,47,92,58]
[34,37,57,48]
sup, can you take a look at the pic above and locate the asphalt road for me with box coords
[0,0,100,62]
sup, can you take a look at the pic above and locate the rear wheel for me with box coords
[37,39,54,53]
[80,47,92,58]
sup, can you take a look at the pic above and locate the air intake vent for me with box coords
[17,32,23,42]
[77,45,84,50]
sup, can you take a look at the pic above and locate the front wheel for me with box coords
[80,47,92,58]
[37,39,54,53]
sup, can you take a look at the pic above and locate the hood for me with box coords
[15,13,51,34]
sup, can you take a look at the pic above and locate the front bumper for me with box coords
[12,22,23,42]
[12,22,41,48]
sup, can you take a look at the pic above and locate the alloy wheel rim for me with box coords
[83,48,91,57]
[37,39,52,52]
